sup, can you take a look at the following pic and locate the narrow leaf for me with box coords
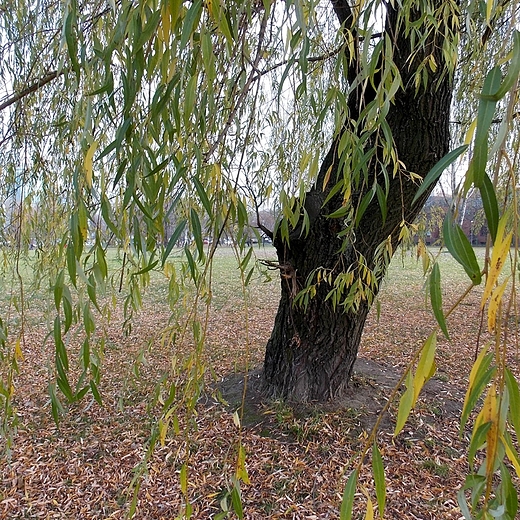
[395,370,414,436]
[372,442,386,517]
[340,469,359,520]
[180,0,202,49]
[505,368,520,442]
[473,67,502,187]
[231,481,244,519]
[162,219,187,265]
[193,177,212,218]
[443,212,482,284]
[412,145,468,204]
[484,30,520,101]
[190,208,204,259]
[430,264,449,339]
[479,174,499,242]
[84,140,98,189]
[413,332,437,405]
[461,349,495,431]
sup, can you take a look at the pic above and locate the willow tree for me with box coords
[2,0,520,515]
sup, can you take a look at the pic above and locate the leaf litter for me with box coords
[1,250,519,519]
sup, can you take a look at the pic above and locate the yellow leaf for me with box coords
[180,462,188,495]
[159,419,167,446]
[486,0,493,24]
[487,277,509,332]
[14,337,24,361]
[322,164,333,191]
[464,118,477,145]
[161,4,171,43]
[360,485,374,520]
[463,345,490,416]
[482,384,499,481]
[481,213,512,308]
[365,496,374,520]
[84,140,98,189]
[413,332,437,405]
[236,444,250,484]
[502,433,520,478]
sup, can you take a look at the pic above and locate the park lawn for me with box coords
[0,245,518,519]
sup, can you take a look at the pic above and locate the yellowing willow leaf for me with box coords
[413,332,437,405]
[479,384,499,481]
[481,217,512,308]
[464,118,477,145]
[84,140,98,189]
[461,347,494,431]
[14,337,23,362]
[364,495,374,520]
[236,444,250,484]
[487,277,509,332]
[395,369,414,436]
[502,432,520,478]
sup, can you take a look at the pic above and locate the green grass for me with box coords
[0,243,491,334]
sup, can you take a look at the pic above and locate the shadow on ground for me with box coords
[215,357,465,436]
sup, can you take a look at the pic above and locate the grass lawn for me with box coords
[0,244,518,519]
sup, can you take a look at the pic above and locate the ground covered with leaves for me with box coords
[1,248,518,518]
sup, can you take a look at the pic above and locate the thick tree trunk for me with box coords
[262,0,454,401]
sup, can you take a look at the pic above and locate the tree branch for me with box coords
[0,70,64,112]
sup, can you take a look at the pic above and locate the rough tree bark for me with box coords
[262,0,454,401]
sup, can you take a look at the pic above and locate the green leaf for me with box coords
[413,332,437,405]
[355,187,376,227]
[190,208,204,259]
[180,0,202,49]
[135,10,161,51]
[412,145,468,205]
[468,421,491,467]
[132,260,159,277]
[67,242,77,286]
[483,30,520,101]
[473,67,502,187]
[193,177,212,218]
[461,351,495,431]
[240,247,253,271]
[87,274,99,312]
[457,488,474,520]
[505,368,520,442]
[376,184,387,225]
[327,205,350,219]
[430,264,449,339]
[48,383,64,425]
[62,286,73,334]
[90,380,102,406]
[340,469,358,520]
[162,220,187,265]
[443,212,482,285]
[54,270,65,311]
[479,173,499,243]
[64,11,80,79]
[372,442,386,517]
[500,462,519,518]
[230,480,244,519]
[395,370,414,436]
